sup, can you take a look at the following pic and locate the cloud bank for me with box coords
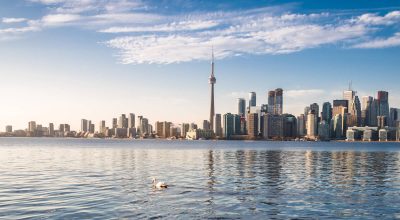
[1,1,400,63]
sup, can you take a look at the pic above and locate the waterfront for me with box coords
[0,138,400,219]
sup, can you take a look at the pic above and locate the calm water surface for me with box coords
[0,138,400,219]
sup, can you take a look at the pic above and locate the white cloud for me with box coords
[99,20,219,33]
[2,18,27,23]
[353,32,400,48]
[8,2,400,64]
[355,10,400,25]
[41,14,82,26]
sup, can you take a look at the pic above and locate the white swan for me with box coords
[152,177,168,188]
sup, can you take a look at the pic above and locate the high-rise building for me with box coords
[155,121,163,137]
[309,103,319,120]
[267,88,284,115]
[362,96,373,126]
[118,114,126,128]
[333,100,348,116]
[28,121,36,133]
[268,90,275,113]
[49,123,54,136]
[99,120,106,134]
[5,125,12,133]
[306,111,317,139]
[64,124,71,132]
[214,114,222,137]
[112,118,118,129]
[297,114,305,137]
[333,114,343,138]
[377,91,389,118]
[209,49,216,131]
[128,113,135,128]
[370,99,379,126]
[162,121,171,138]
[249,92,256,108]
[81,119,88,132]
[247,113,258,138]
[181,123,189,138]
[59,124,65,133]
[283,114,296,138]
[237,98,246,117]
[223,113,234,139]
[389,108,399,127]
[318,120,330,140]
[203,120,210,131]
[321,102,332,123]
[233,114,241,135]
[263,113,284,139]
[275,88,283,115]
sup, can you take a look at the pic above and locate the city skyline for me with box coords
[1,0,400,130]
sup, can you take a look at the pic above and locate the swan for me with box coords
[152,177,168,188]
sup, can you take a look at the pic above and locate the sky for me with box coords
[0,0,400,131]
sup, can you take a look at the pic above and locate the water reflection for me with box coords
[0,139,399,219]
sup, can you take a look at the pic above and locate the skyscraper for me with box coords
[268,90,275,113]
[237,98,246,117]
[128,113,135,128]
[209,49,216,131]
[214,114,222,137]
[81,119,88,132]
[275,88,283,115]
[321,102,332,123]
[249,92,256,108]
[362,96,373,126]
[223,113,234,139]
[377,91,389,118]
[248,113,258,138]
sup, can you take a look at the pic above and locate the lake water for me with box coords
[0,138,399,219]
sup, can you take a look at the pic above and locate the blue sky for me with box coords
[1,0,400,130]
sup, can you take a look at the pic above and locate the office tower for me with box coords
[283,114,296,138]
[162,121,171,138]
[297,114,305,137]
[306,111,317,139]
[214,114,222,137]
[275,88,283,115]
[309,103,319,120]
[147,124,153,134]
[268,90,275,113]
[99,120,106,134]
[112,118,117,129]
[318,120,330,140]
[377,91,389,118]
[263,113,284,139]
[362,96,373,126]
[118,114,126,128]
[138,117,149,136]
[89,123,95,133]
[233,114,241,135]
[321,102,332,123]
[36,124,43,137]
[347,95,362,126]
[389,108,398,127]
[209,49,216,131]
[48,123,54,136]
[64,124,70,132]
[370,99,379,126]
[5,125,12,133]
[81,119,88,132]
[28,121,36,133]
[59,124,65,133]
[181,123,189,138]
[248,92,256,108]
[333,100,348,116]
[248,113,258,138]
[223,113,234,139]
[128,113,135,128]
[203,120,210,130]
[155,121,163,137]
[333,114,343,138]
[237,98,246,117]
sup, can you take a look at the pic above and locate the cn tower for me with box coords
[209,48,216,131]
